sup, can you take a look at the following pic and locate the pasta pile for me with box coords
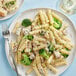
[11,10,73,76]
[0,0,18,17]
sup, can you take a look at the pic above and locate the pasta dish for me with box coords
[11,10,73,76]
[0,0,18,17]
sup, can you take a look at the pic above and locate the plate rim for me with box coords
[5,8,76,75]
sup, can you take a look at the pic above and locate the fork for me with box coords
[2,24,20,76]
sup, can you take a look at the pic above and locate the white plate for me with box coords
[5,8,76,76]
[0,0,24,20]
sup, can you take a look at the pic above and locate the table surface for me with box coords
[0,0,76,76]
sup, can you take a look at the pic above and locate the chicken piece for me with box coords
[22,26,31,35]
[54,51,61,58]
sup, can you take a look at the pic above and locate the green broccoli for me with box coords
[39,49,49,59]
[48,44,55,53]
[21,54,32,65]
[22,19,32,27]
[61,53,69,58]
[53,17,62,29]
[5,1,15,7]
[24,35,34,40]
[21,50,25,53]
[65,48,69,51]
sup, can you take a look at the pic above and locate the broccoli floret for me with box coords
[61,53,69,58]
[22,19,32,27]
[39,49,49,59]
[24,35,34,40]
[21,50,25,53]
[53,17,62,29]
[21,54,32,65]
[65,48,69,51]
[48,44,55,53]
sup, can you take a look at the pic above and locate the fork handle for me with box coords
[6,38,20,76]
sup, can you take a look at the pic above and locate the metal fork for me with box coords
[2,24,20,76]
